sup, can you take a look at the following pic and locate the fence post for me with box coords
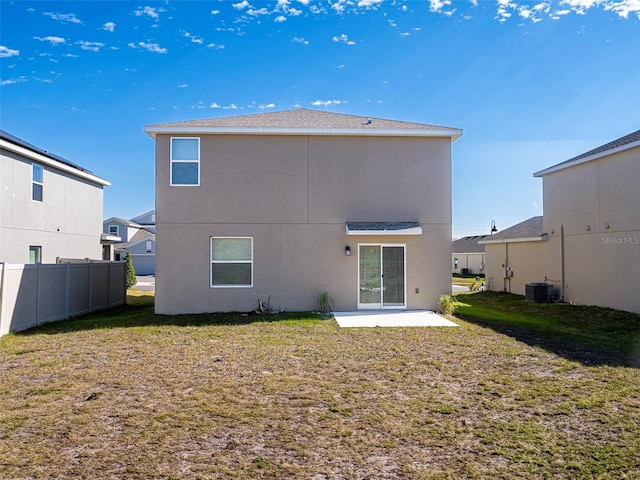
[88,261,93,313]
[0,262,5,332]
[65,262,71,319]
[35,262,41,325]
[107,261,112,309]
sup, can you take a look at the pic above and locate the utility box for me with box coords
[525,283,552,303]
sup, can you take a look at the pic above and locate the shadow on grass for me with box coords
[455,291,640,368]
[18,293,324,336]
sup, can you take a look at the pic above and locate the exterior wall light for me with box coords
[345,246,351,256]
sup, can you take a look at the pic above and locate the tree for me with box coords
[125,251,137,288]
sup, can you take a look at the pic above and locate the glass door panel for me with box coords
[359,245,381,307]
[382,246,405,307]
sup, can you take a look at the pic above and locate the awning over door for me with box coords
[346,222,422,236]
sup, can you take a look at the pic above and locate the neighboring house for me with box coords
[482,129,640,313]
[452,235,488,275]
[103,211,156,275]
[144,109,462,314]
[0,130,110,263]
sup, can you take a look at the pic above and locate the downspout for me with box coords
[560,224,565,301]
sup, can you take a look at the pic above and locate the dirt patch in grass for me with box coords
[1,292,639,479]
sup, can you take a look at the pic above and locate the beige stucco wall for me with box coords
[452,253,484,274]
[484,240,559,296]
[485,145,639,313]
[0,147,104,263]
[154,134,452,314]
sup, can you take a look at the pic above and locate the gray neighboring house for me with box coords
[103,212,156,275]
[145,108,462,314]
[452,235,489,275]
[1,130,110,263]
[482,128,640,313]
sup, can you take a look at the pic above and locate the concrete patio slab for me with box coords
[333,310,458,328]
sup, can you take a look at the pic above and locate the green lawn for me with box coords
[1,291,639,479]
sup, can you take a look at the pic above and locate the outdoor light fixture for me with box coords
[345,246,351,256]
[490,220,497,235]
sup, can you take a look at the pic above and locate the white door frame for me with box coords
[357,243,407,310]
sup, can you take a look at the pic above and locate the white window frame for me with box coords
[32,163,43,202]
[170,137,200,186]
[357,243,407,310]
[210,237,253,288]
[108,224,119,236]
[146,240,152,252]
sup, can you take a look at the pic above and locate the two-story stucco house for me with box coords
[482,129,640,313]
[103,211,156,274]
[145,109,462,314]
[0,130,110,263]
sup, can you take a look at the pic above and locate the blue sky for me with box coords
[1,0,639,237]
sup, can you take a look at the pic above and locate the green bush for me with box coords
[316,292,333,314]
[125,251,137,288]
[438,294,457,316]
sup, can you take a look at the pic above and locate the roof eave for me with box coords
[480,234,548,245]
[1,138,111,187]
[534,140,640,177]
[144,125,463,142]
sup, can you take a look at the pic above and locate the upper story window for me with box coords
[32,164,43,202]
[171,137,199,186]
[146,240,152,252]
[108,225,119,236]
[29,246,41,264]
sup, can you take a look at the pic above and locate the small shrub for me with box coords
[316,292,333,314]
[125,251,137,288]
[438,294,457,315]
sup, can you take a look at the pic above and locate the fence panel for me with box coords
[0,261,126,337]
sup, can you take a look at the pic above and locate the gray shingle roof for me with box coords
[480,216,545,243]
[535,129,640,177]
[452,235,489,253]
[116,229,155,249]
[145,109,462,139]
[347,222,420,231]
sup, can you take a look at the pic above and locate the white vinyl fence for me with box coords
[0,261,126,337]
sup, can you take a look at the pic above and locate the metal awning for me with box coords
[346,222,422,236]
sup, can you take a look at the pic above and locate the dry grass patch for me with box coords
[1,292,639,479]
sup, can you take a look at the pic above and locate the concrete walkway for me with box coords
[333,310,458,328]
[133,275,155,291]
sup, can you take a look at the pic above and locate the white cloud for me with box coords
[560,0,599,15]
[128,41,168,53]
[603,0,640,19]
[292,37,309,45]
[43,12,82,24]
[210,102,240,109]
[469,0,478,6]
[103,22,116,32]
[77,41,105,52]
[63,53,79,58]
[332,33,356,45]
[357,0,384,8]
[275,15,287,22]
[184,32,204,44]
[233,0,250,10]
[134,6,161,19]
[192,102,208,109]
[211,9,221,15]
[207,43,225,49]
[1,76,27,85]
[0,45,20,58]
[311,99,345,106]
[400,32,411,37]
[248,7,270,15]
[430,0,456,15]
[34,36,66,45]
[259,103,276,109]
[178,84,189,88]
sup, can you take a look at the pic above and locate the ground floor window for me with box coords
[29,246,41,264]
[211,237,253,287]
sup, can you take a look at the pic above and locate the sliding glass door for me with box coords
[358,244,406,309]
